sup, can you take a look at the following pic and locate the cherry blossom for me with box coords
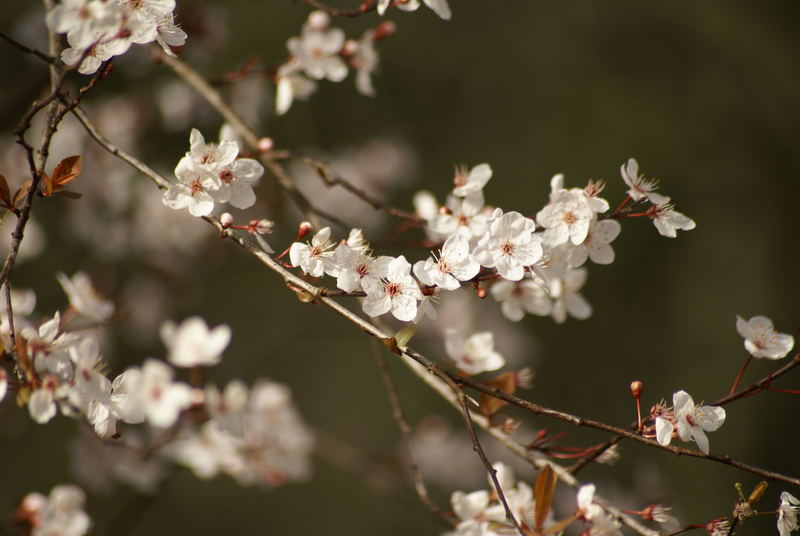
[161,316,232,367]
[333,243,391,293]
[362,256,423,321]
[287,11,348,82]
[655,390,725,454]
[735,315,795,359]
[162,157,219,217]
[19,484,91,536]
[473,209,542,281]
[413,234,480,290]
[56,271,114,321]
[444,329,504,375]
[452,163,492,197]
[549,268,592,324]
[649,202,696,238]
[576,484,623,536]
[378,0,452,20]
[490,279,551,322]
[536,180,595,247]
[186,128,239,175]
[566,219,621,267]
[129,359,193,428]
[290,226,338,278]
[275,63,318,116]
[349,30,380,97]
[212,157,264,210]
[620,158,670,205]
[778,491,800,536]
[429,191,489,242]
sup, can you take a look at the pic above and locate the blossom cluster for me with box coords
[275,11,392,114]
[163,128,264,217]
[16,484,91,536]
[46,0,187,75]
[289,158,694,331]
[166,379,315,487]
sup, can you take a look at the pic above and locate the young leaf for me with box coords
[12,181,32,208]
[0,173,11,208]
[533,464,557,531]
[44,155,83,196]
[479,372,516,417]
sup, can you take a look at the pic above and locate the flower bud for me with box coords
[342,39,358,56]
[307,10,330,30]
[219,212,234,228]
[373,21,396,40]
[296,221,313,241]
[256,137,274,152]
[476,288,488,299]
[630,380,644,399]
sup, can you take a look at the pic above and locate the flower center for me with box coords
[385,282,401,297]
[563,211,577,225]
[356,263,369,276]
[500,242,515,256]
[189,179,204,195]
[219,169,234,184]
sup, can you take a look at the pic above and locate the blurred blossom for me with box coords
[70,428,164,495]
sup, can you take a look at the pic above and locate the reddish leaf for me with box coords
[52,190,83,200]
[12,181,32,208]
[533,464,557,531]
[44,155,82,196]
[479,372,517,417]
[0,173,10,208]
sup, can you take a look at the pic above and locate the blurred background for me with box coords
[1,0,799,534]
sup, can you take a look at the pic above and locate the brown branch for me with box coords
[369,338,451,523]
[294,0,376,18]
[0,31,55,63]
[711,350,800,407]
[298,155,424,223]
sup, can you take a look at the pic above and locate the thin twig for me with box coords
[0,31,54,63]
[295,0,376,18]
[369,338,451,522]
[299,155,424,222]
[3,283,16,348]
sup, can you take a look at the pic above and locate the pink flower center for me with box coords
[219,169,234,184]
[385,282,401,297]
[189,179,204,195]
[356,263,369,276]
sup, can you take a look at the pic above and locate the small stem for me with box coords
[729,354,754,395]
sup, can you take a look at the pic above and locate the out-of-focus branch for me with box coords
[295,0,376,18]
[298,155,425,223]
[0,31,54,63]
[369,338,451,522]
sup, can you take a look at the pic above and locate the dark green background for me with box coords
[1,0,798,534]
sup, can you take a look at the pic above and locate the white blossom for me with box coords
[287,12,348,82]
[735,315,794,359]
[163,156,219,217]
[650,203,696,238]
[212,157,263,210]
[620,158,670,205]
[429,191,489,242]
[161,316,232,367]
[378,0,451,20]
[289,226,338,278]
[362,256,423,321]
[57,271,114,321]
[333,243,391,293]
[130,359,193,428]
[549,268,592,324]
[778,491,800,536]
[473,209,542,281]
[452,163,492,197]
[655,390,725,454]
[20,484,91,536]
[444,330,504,375]
[490,279,551,322]
[566,219,621,267]
[413,234,480,290]
[536,179,595,247]
[275,63,318,115]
